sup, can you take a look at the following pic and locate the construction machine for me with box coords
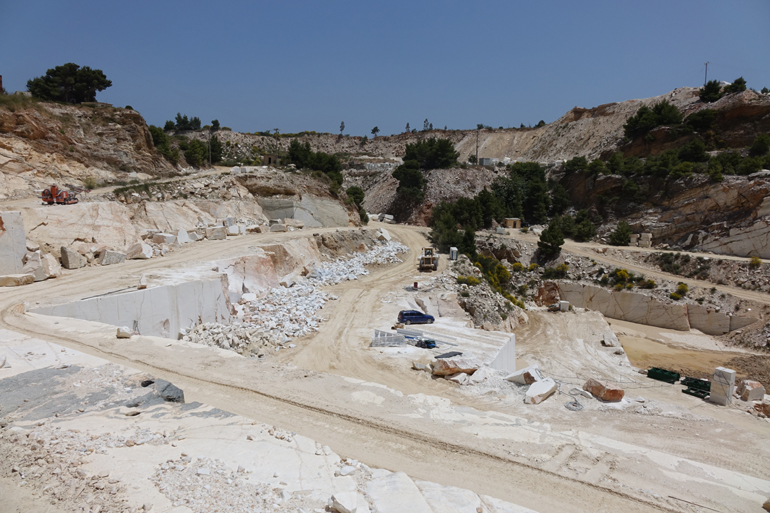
[418,247,439,271]
[41,185,79,205]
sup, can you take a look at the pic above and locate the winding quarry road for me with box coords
[1,223,768,512]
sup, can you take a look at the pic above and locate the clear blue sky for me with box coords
[2,1,768,136]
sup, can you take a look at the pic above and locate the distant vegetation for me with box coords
[27,63,112,103]
[148,125,180,165]
[346,186,368,224]
[623,100,683,139]
[287,140,343,192]
[165,113,202,131]
[699,77,747,103]
[391,138,460,213]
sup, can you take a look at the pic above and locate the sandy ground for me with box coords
[2,222,770,512]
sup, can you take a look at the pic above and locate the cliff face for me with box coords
[0,101,175,200]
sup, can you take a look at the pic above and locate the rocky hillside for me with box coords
[0,98,175,200]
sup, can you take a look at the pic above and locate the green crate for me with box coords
[683,388,709,399]
[681,377,710,392]
[648,367,680,384]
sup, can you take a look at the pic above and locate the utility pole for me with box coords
[475,128,479,164]
[704,62,710,86]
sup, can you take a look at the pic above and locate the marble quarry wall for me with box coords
[32,276,232,339]
[556,282,758,334]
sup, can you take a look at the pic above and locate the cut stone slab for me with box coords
[206,226,227,240]
[176,229,191,244]
[0,274,34,287]
[270,224,287,232]
[152,233,176,244]
[525,377,557,404]
[505,364,544,385]
[583,378,624,402]
[60,246,87,269]
[227,225,240,236]
[710,366,736,406]
[116,326,132,339]
[188,231,201,242]
[367,472,433,513]
[330,491,358,513]
[98,250,126,266]
[155,379,185,403]
[0,211,26,275]
[126,242,153,260]
[738,380,766,402]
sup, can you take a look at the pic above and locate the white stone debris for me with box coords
[186,241,408,356]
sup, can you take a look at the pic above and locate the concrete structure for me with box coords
[0,211,26,275]
[32,276,232,339]
[495,227,507,235]
[261,153,281,166]
[709,367,736,406]
[503,218,522,229]
[449,247,459,260]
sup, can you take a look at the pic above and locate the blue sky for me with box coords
[2,1,768,136]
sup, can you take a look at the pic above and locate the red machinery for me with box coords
[41,185,79,205]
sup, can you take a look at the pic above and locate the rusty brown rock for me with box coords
[583,378,625,402]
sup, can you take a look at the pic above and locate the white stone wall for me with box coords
[0,211,26,274]
[32,276,231,338]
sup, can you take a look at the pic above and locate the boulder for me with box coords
[525,378,557,404]
[60,246,87,269]
[377,228,391,241]
[116,326,132,339]
[152,233,176,244]
[25,240,40,252]
[155,379,185,403]
[270,224,287,232]
[138,275,147,290]
[431,357,480,376]
[505,364,544,385]
[224,216,236,227]
[176,229,191,244]
[412,362,431,373]
[206,226,227,240]
[98,250,126,266]
[583,378,625,402]
[753,398,770,417]
[737,380,766,402]
[41,253,61,279]
[187,231,201,242]
[22,251,45,281]
[330,492,358,513]
[0,274,34,287]
[227,225,240,236]
[126,242,153,260]
[468,365,495,384]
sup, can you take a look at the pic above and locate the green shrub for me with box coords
[457,275,481,286]
[83,177,97,189]
[670,292,682,300]
[750,256,762,268]
[528,263,539,271]
[609,221,632,246]
[511,262,524,272]
[639,279,656,289]
[676,283,689,296]
[460,291,470,297]
[614,283,625,291]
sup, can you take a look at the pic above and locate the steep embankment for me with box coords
[0,99,175,200]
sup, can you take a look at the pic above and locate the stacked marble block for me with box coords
[709,367,736,405]
[628,233,652,248]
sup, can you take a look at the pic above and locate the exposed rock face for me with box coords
[0,211,26,274]
[557,282,690,331]
[22,202,140,253]
[0,102,174,200]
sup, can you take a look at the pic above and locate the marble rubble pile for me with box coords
[306,240,408,286]
[186,242,407,356]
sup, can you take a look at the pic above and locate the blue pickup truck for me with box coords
[398,310,435,325]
